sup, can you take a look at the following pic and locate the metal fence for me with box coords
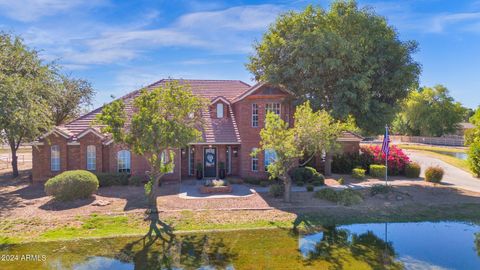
[0,154,28,170]
[377,135,465,147]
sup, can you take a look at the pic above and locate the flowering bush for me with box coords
[360,145,410,175]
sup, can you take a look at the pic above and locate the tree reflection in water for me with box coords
[302,224,404,269]
[115,208,237,269]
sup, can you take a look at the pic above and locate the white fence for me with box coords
[378,135,465,147]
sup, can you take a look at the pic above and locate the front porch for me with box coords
[180,144,240,180]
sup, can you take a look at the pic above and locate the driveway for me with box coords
[405,150,480,193]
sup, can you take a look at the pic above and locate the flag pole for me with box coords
[385,125,388,186]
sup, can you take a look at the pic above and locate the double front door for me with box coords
[204,147,217,177]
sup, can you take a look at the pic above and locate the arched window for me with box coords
[86,145,96,171]
[264,149,277,171]
[216,103,224,118]
[117,150,131,173]
[51,145,60,171]
[251,148,258,172]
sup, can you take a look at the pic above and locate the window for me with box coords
[117,150,131,173]
[265,103,281,116]
[161,150,174,173]
[252,103,259,127]
[226,146,232,174]
[264,149,277,171]
[188,147,195,176]
[251,148,258,172]
[216,103,224,118]
[86,145,96,171]
[51,145,60,171]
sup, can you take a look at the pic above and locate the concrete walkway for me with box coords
[405,150,480,193]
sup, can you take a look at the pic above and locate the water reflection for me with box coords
[299,224,402,269]
[2,222,480,269]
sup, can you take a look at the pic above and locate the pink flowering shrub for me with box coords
[360,145,410,175]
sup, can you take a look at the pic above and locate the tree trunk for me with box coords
[324,151,332,176]
[283,176,292,202]
[148,176,160,209]
[10,144,18,178]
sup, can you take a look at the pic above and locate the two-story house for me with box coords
[32,79,362,182]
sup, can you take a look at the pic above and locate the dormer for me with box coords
[210,97,230,119]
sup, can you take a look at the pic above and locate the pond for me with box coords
[1,221,480,269]
[434,150,468,160]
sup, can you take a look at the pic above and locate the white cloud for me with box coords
[0,0,106,22]
[429,12,480,33]
[23,4,284,66]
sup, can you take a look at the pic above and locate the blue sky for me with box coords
[0,0,479,109]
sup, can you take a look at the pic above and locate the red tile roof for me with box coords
[62,79,251,143]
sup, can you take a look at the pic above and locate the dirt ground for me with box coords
[1,171,480,222]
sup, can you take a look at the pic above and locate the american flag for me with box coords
[382,125,390,156]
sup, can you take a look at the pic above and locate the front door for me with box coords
[204,147,217,178]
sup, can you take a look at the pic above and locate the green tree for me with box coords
[96,81,205,208]
[0,32,55,177]
[50,74,95,125]
[247,1,420,134]
[392,85,466,136]
[257,101,343,202]
[466,108,480,177]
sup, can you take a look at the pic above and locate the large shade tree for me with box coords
[50,74,95,125]
[466,108,480,177]
[96,81,205,210]
[247,1,420,134]
[257,101,343,202]
[0,33,55,177]
[392,85,466,137]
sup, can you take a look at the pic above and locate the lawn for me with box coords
[396,144,471,173]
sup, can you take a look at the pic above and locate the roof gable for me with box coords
[232,82,293,103]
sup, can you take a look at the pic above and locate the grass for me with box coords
[397,144,466,153]
[3,201,480,244]
[397,144,472,174]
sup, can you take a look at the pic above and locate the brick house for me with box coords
[32,79,362,182]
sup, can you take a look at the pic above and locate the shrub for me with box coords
[306,184,314,192]
[95,173,130,187]
[425,166,444,183]
[295,181,305,187]
[128,175,144,186]
[352,168,366,179]
[338,177,345,185]
[337,189,363,206]
[260,180,270,187]
[244,177,261,185]
[405,162,421,178]
[370,165,386,178]
[315,188,363,206]
[45,170,99,201]
[370,184,393,196]
[468,141,480,177]
[204,179,228,187]
[311,174,325,185]
[361,145,410,175]
[269,184,284,198]
[332,152,374,174]
[292,166,321,183]
[315,188,338,202]
[312,179,324,186]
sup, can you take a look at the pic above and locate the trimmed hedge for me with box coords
[352,168,366,179]
[306,184,314,192]
[370,165,386,178]
[95,173,130,187]
[405,162,421,178]
[45,170,99,201]
[291,166,325,186]
[425,166,444,183]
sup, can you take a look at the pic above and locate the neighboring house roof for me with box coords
[338,131,364,142]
